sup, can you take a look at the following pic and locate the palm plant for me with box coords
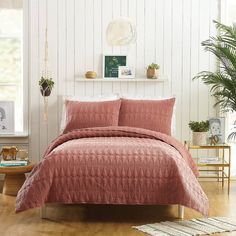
[194,20,236,140]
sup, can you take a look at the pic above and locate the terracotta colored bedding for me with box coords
[16,126,208,216]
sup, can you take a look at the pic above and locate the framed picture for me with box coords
[103,55,127,78]
[118,66,135,79]
[0,101,14,134]
[208,117,225,144]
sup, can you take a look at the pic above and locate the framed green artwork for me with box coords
[103,55,127,78]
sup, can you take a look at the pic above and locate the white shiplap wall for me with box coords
[28,0,219,162]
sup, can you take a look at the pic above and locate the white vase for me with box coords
[192,132,207,145]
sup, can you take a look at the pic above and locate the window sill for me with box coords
[0,132,29,138]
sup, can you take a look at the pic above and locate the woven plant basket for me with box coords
[192,132,207,145]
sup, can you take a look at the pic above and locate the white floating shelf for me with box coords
[75,77,167,82]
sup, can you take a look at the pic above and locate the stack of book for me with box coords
[198,157,220,164]
[0,160,29,167]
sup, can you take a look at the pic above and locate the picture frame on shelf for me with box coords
[208,117,225,144]
[103,55,127,78]
[0,101,14,134]
[118,66,135,79]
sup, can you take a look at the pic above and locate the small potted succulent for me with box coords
[189,120,209,145]
[146,63,160,79]
[39,76,54,97]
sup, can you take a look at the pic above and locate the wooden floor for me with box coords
[0,181,236,236]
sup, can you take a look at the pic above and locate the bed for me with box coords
[15,97,209,218]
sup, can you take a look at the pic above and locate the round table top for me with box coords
[0,162,35,174]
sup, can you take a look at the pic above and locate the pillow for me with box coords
[63,99,121,133]
[121,95,176,136]
[60,94,119,133]
[119,98,175,135]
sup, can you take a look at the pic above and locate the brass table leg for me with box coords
[228,147,231,194]
[222,149,225,188]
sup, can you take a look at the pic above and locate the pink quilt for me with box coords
[16,126,208,216]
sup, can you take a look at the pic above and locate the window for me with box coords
[0,0,23,132]
[227,0,236,24]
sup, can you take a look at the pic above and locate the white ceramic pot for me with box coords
[192,132,207,146]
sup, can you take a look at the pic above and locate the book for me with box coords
[198,157,220,164]
[0,160,29,167]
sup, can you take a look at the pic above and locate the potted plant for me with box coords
[189,121,209,145]
[39,76,54,97]
[194,21,236,140]
[146,63,160,79]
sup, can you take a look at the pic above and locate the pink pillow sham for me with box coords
[63,99,121,133]
[119,98,175,135]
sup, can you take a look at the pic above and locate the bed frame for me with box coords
[40,204,184,219]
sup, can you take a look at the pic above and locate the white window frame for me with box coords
[0,0,29,137]
[23,0,29,135]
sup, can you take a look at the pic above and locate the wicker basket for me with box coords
[192,132,207,145]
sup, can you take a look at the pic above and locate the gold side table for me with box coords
[185,141,231,194]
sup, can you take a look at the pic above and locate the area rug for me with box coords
[133,217,236,236]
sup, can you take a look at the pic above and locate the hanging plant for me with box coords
[39,76,54,97]
[39,1,54,122]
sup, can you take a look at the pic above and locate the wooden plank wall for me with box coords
[28,0,219,162]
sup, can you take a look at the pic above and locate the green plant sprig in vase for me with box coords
[146,63,160,79]
[188,121,210,132]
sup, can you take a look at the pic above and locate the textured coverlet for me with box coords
[16,126,208,216]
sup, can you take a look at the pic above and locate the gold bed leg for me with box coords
[178,205,184,219]
[40,205,47,219]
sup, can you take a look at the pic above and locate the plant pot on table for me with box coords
[146,68,158,79]
[192,132,207,146]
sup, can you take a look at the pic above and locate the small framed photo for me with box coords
[208,117,225,144]
[118,66,135,79]
[0,101,14,134]
[103,55,127,78]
